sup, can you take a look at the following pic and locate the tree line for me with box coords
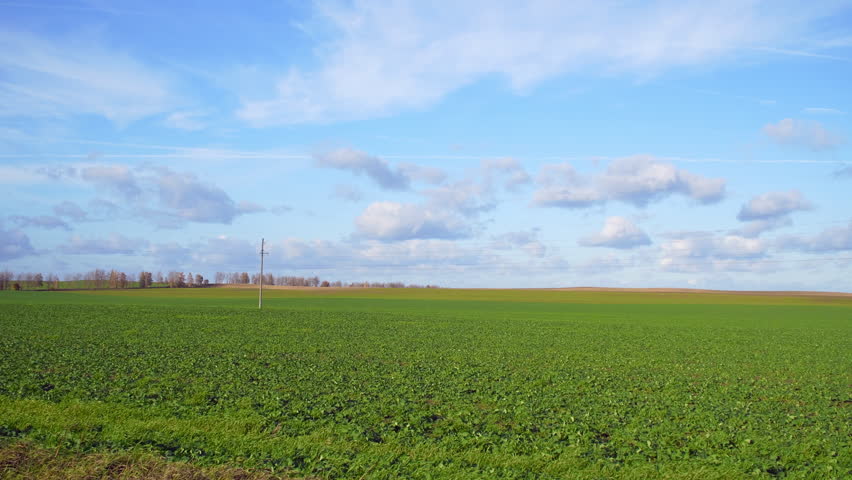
[213,272,437,288]
[0,269,437,290]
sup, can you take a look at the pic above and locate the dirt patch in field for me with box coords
[0,442,311,480]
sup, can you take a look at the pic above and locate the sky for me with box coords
[1,0,851,290]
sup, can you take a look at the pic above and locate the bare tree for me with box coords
[0,271,12,290]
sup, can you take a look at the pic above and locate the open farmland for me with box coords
[0,288,850,479]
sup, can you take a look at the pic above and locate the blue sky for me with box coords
[1,0,851,290]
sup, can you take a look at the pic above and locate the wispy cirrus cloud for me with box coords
[236,0,842,125]
[803,107,845,115]
[0,30,176,124]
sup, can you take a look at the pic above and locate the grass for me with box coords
[0,287,850,479]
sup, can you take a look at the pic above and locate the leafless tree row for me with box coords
[211,272,438,288]
[0,269,438,290]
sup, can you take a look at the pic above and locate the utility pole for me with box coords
[258,238,268,309]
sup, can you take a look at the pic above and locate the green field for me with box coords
[0,288,850,479]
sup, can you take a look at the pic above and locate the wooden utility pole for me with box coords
[258,238,268,309]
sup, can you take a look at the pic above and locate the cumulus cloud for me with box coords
[424,180,495,217]
[533,163,604,208]
[762,118,844,150]
[600,156,725,205]
[355,201,471,241]
[155,169,245,224]
[53,201,88,221]
[778,222,852,253]
[737,190,811,221]
[659,232,768,272]
[60,233,147,255]
[534,156,725,208]
[237,1,837,125]
[314,148,410,190]
[481,158,531,191]
[0,224,35,260]
[398,163,447,185]
[81,165,142,200]
[237,201,266,214]
[9,215,70,231]
[491,230,546,257]
[61,164,265,227]
[579,216,651,249]
[733,217,792,238]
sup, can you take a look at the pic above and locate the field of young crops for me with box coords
[0,288,850,479]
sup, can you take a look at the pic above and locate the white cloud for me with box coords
[737,190,811,221]
[534,156,725,208]
[236,0,836,125]
[579,216,651,249]
[398,162,447,185]
[314,148,410,190]
[81,165,142,201]
[733,217,793,238]
[155,169,245,224]
[481,158,531,191]
[600,156,725,206]
[0,224,35,260]
[778,222,852,253]
[491,230,546,257]
[762,118,844,150]
[355,201,471,241]
[0,30,175,124]
[659,233,768,272]
[60,233,147,255]
[9,215,70,231]
[53,201,88,221]
[237,201,266,214]
[54,164,264,227]
[423,180,495,217]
